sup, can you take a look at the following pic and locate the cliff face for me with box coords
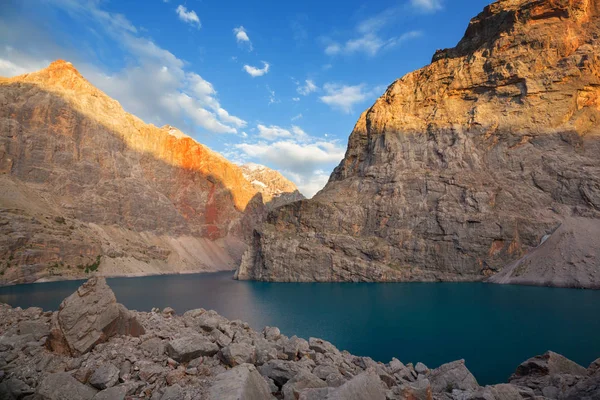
[237,0,600,287]
[0,61,299,284]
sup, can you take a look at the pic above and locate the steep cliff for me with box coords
[0,60,299,285]
[237,0,600,287]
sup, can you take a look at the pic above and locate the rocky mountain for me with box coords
[240,163,304,204]
[0,60,299,285]
[237,0,600,287]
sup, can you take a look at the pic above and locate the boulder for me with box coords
[282,371,327,400]
[308,338,339,355]
[589,358,600,375]
[465,384,537,400]
[220,342,257,367]
[160,384,183,400]
[37,372,98,400]
[263,326,281,341]
[47,278,144,356]
[510,351,588,381]
[284,336,310,360]
[208,363,275,400]
[308,369,387,400]
[415,362,429,375]
[386,379,431,400]
[18,320,50,340]
[428,360,479,393]
[166,334,219,362]
[92,386,127,400]
[89,363,120,390]
[259,360,311,387]
[0,377,34,399]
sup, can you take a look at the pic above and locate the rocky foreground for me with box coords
[0,278,598,400]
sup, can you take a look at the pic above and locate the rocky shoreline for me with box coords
[0,278,598,400]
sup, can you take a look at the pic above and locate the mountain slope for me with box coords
[237,0,600,287]
[0,60,299,285]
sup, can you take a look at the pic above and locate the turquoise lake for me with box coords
[0,271,598,385]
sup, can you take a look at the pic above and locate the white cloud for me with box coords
[411,0,443,12]
[320,83,384,113]
[176,5,201,28]
[5,0,245,136]
[297,79,317,96]
[325,30,421,57]
[233,26,253,50]
[267,85,279,105]
[243,61,269,77]
[291,113,303,121]
[234,138,345,197]
[229,123,344,197]
[292,97,300,102]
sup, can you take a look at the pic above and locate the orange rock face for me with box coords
[0,61,299,284]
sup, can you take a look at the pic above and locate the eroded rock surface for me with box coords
[237,0,600,287]
[0,278,599,399]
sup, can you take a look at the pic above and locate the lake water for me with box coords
[0,271,598,385]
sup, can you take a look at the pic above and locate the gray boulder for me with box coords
[429,359,479,393]
[92,385,127,400]
[18,320,50,340]
[282,371,327,400]
[89,363,120,390]
[166,334,219,362]
[220,342,257,367]
[510,351,587,381]
[259,360,311,387]
[47,278,144,356]
[208,363,275,400]
[308,338,340,355]
[300,369,386,400]
[284,336,310,360]
[0,377,34,399]
[387,379,431,400]
[464,384,537,400]
[37,372,98,400]
[263,326,281,341]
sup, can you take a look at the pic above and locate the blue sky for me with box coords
[0,0,491,196]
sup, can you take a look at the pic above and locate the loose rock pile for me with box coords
[0,278,598,399]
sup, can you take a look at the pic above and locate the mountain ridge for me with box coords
[0,60,301,285]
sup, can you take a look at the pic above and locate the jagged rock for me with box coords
[166,335,219,362]
[237,0,600,288]
[92,386,127,400]
[18,320,50,341]
[259,360,311,387]
[263,326,282,341]
[161,307,175,317]
[220,343,257,367]
[387,379,431,400]
[47,278,144,356]
[282,371,328,400]
[309,338,340,355]
[160,384,183,400]
[429,360,479,393]
[89,363,120,390]
[36,372,98,400]
[284,336,310,360]
[510,351,587,381]
[299,369,387,400]
[208,363,275,400]
[415,362,429,375]
[589,358,600,375]
[459,383,537,400]
[0,377,34,399]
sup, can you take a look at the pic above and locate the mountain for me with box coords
[0,60,299,285]
[237,0,600,288]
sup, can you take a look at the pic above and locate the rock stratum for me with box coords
[1,278,599,399]
[238,0,600,288]
[0,60,301,285]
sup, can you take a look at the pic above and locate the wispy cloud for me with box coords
[323,1,431,57]
[233,26,253,51]
[175,5,201,28]
[230,124,345,197]
[411,0,443,12]
[320,83,385,113]
[296,79,318,96]
[243,61,270,77]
